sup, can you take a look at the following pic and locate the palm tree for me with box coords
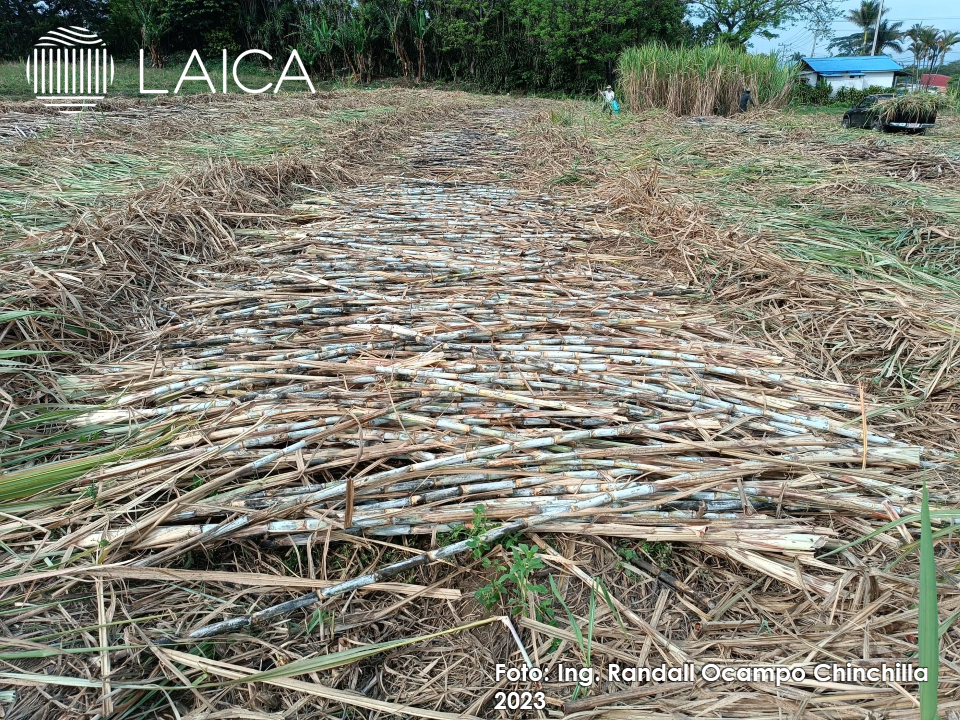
[830,21,903,55]
[872,21,904,54]
[905,24,939,84]
[828,1,903,55]
[850,0,881,52]
[934,31,960,75]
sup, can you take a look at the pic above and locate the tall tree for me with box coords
[934,31,960,75]
[297,10,337,78]
[381,1,412,79]
[428,0,515,85]
[689,0,839,49]
[849,0,880,53]
[827,0,902,55]
[515,0,684,87]
[410,4,430,81]
[125,0,171,67]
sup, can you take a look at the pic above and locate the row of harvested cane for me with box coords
[54,178,955,638]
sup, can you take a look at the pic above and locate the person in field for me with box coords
[603,85,619,116]
[739,88,756,112]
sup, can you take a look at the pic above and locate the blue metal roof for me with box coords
[801,55,904,73]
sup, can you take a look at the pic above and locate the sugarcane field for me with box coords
[2,3,960,719]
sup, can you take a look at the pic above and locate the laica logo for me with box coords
[26,27,114,113]
[26,28,319,109]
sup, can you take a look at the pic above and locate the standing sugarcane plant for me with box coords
[617,43,797,116]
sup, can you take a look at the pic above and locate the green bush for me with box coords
[794,82,898,107]
[792,79,832,105]
[834,87,866,106]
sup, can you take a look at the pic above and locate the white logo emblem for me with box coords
[26,27,114,113]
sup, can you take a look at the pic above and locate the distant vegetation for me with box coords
[2,1,955,101]
[1,0,689,94]
[2,0,844,95]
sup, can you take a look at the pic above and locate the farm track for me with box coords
[7,104,960,717]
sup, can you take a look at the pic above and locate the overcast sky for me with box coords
[748,0,960,64]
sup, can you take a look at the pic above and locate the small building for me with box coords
[799,55,907,94]
[919,74,950,94]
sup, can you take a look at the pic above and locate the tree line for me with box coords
[2,0,851,93]
[2,0,687,92]
[10,1,951,96]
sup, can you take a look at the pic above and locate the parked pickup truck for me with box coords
[841,94,937,134]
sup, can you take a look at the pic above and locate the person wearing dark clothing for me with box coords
[739,89,756,112]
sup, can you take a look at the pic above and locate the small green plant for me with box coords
[464,504,497,558]
[283,546,303,575]
[305,607,335,635]
[465,506,554,621]
[549,575,596,699]
[618,540,671,567]
[642,540,672,565]
[476,542,553,621]
[824,484,943,716]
